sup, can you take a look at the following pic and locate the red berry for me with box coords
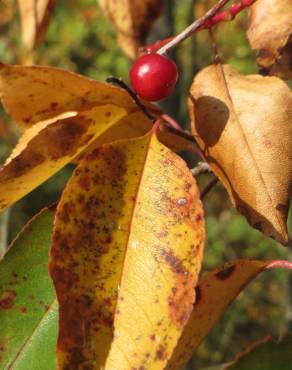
[129,53,178,101]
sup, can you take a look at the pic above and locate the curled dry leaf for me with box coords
[247,0,292,79]
[49,126,205,369]
[98,0,163,59]
[167,259,292,370]
[17,0,57,50]
[189,64,292,245]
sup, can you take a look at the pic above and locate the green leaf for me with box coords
[0,207,57,370]
[225,335,292,370]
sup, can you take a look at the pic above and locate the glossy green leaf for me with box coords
[0,207,57,370]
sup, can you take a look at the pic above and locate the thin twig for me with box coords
[161,113,182,130]
[106,77,203,151]
[161,124,201,147]
[201,177,219,200]
[156,0,230,55]
[191,162,212,176]
[106,76,155,121]
[144,0,257,55]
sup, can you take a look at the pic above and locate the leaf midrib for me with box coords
[7,298,57,370]
[216,64,284,235]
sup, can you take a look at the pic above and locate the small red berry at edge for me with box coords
[129,53,178,102]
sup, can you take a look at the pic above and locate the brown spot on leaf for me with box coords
[0,338,7,358]
[47,119,87,161]
[57,202,75,223]
[168,275,195,328]
[216,265,236,280]
[156,191,196,228]
[156,345,167,361]
[20,306,28,314]
[196,213,203,222]
[78,174,91,191]
[50,102,58,110]
[149,334,156,341]
[194,285,202,305]
[6,152,45,179]
[0,290,16,309]
[161,249,195,328]
[160,248,186,275]
[50,267,79,297]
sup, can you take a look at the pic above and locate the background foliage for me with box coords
[0,0,291,369]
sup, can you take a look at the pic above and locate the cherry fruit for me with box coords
[129,53,178,102]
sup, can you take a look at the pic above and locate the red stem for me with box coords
[143,0,256,54]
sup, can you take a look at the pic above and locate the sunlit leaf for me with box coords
[0,105,128,212]
[0,64,159,129]
[225,334,292,370]
[98,0,163,58]
[0,207,57,370]
[49,126,205,369]
[0,64,192,212]
[189,63,292,245]
[247,0,292,79]
[167,259,292,370]
[17,0,57,50]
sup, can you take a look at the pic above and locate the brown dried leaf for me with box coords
[17,0,57,50]
[98,0,163,58]
[247,0,292,79]
[167,259,292,370]
[189,64,292,245]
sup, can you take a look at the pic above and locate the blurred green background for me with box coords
[0,0,291,369]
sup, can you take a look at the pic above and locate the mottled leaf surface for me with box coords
[167,259,292,370]
[17,0,57,50]
[0,105,128,212]
[50,127,205,369]
[0,207,57,370]
[225,335,292,370]
[99,0,163,58]
[189,64,292,245]
[0,64,158,129]
[247,0,292,79]
[0,63,192,213]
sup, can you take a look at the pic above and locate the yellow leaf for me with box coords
[49,127,205,369]
[0,63,193,212]
[189,64,292,245]
[0,105,127,211]
[98,0,163,58]
[0,63,159,129]
[17,0,57,50]
[167,259,292,370]
[247,0,292,79]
